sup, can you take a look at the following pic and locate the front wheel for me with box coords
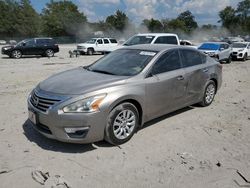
[87,48,94,55]
[199,80,216,107]
[45,49,54,57]
[226,56,232,64]
[11,50,22,59]
[105,103,139,145]
[243,54,247,62]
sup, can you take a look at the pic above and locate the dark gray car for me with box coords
[28,44,222,145]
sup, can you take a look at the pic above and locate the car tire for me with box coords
[243,53,247,62]
[199,80,216,107]
[87,48,94,55]
[105,103,139,145]
[226,55,232,64]
[45,49,54,57]
[11,50,22,59]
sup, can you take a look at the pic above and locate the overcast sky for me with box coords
[31,0,241,25]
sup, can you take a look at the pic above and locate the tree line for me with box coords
[0,0,249,40]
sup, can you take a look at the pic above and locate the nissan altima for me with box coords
[28,44,222,145]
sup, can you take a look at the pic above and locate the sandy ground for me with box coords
[0,44,250,188]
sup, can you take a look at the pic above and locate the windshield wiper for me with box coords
[91,69,116,75]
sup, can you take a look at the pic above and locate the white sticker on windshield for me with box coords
[139,51,156,56]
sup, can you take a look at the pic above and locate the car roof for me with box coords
[202,42,227,44]
[122,44,194,52]
[135,33,178,37]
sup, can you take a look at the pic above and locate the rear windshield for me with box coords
[124,36,155,46]
[198,43,220,50]
[154,36,178,45]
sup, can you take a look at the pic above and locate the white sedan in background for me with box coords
[231,42,250,61]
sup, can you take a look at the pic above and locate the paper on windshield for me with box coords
[139,51,156,56]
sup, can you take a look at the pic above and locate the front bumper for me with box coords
[27,92,107,144]
[231,52,244,59]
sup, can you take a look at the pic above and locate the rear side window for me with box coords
[180,49,203,67]
[110,39,117,43]
[152,50,181,74]
[36,39,54,45]
[104,39,109,44]
[154,36,178,45]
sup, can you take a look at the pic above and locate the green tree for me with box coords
[41,0,87,37]
[164,19,187,33]
[105,10,129,31]
[177,10,198,32]
[142,18,163,32]
[0,0,40,38]
[236,0,250,32]
[219,6,239,33]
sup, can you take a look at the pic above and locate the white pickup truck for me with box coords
[77,38,118,55]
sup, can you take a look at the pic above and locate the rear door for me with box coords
[180,49,209,103]
[145,49,187,119]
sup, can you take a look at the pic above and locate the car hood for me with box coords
[2,45,14,49]
[38,67,128,95]
[78,43,93,46]
[232,48,245,51]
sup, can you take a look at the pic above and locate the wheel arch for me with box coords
[109,98,144,127]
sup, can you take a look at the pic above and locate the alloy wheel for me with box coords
[113,109,136,140]
[205,84,215,104]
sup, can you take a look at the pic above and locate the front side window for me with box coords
[181,49,203,67]
[154,36,178,45]
[25,39,35,46]
[152,50,181,75]
[97,39,103,44]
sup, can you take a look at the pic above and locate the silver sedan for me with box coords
[28,44,222,145]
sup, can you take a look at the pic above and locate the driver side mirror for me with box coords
[22,42,26,46]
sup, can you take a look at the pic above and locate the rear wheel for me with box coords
[199,80,216,107]
[11,50,22,59]
[45,49,54,57]
[105,103,139,145]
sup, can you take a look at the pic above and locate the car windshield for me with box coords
[87,49,157,76]
[198,43,220,50]
[232,43,247,48]
[16,39,29,46]
[86,39,97,44]
[124,36,155,46]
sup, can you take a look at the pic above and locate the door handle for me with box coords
[177,75,184,80]
[203,68,208,73]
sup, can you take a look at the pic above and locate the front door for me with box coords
[145,49,187,120]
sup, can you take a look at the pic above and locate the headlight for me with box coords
[63,94,106,113]
[4,47,12,50]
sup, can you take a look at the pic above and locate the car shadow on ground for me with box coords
[22,119,98,153]
[1,55,58,59]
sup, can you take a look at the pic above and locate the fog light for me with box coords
[65,127,89,133]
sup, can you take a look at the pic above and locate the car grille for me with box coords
[30,92,61,112]
[232,52,238,55]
